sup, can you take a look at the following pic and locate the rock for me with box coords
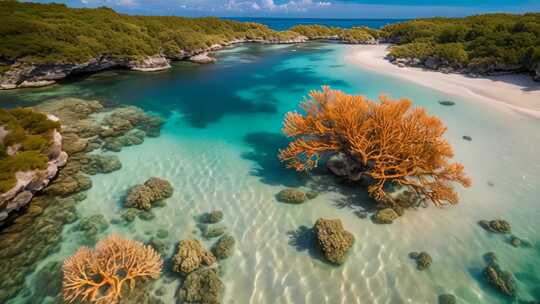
[148,237,168,256]
[463,135,472,141]
[43,173,92,197]
[125,177,173,210]
[128,55,170,72]
[121,208,140,222]
[326,152,365,181]
[276,189,309,204]
[138,210,156,221]
[76,154,122,175]
[479,219,511,234]
[439,100,456,106]
[202,226,226,239]
[172,239,216,275]
[438,294,457,304]
[73,214,108,243]
[211,234,235,260]
[189,53,217,64]
[372,208,399,224]
[176,268,223,304]
[425,57,442,70]
[313,218,354,265]
[156,229,168,239]
[200,210,224,224]
[510,237,521,247]
[484,263,516,297]
[415,252,432,271]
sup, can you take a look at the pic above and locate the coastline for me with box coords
[345,44,540,119]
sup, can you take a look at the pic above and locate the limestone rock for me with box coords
[313,218,354,265]
[172,239,216,275]
[189,53,217,64]
[128,55,171,72]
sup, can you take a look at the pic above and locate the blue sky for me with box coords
[30,0,540,18]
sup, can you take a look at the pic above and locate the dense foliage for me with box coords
[0,108,59,192]
[0,1,300,65]
[290,25,380,43]
[383,14,540,73]
[279,87,471,207]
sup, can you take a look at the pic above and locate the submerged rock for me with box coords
[276,188,311,204]
[484,263,517,297]
[148,237,168,256]
[121,208,140,222]
[439,100,456,106]
[211,234,235,260]
[313,218,354,265]
[462,135,472,141]
[172,239,216,275]
[479,219,511,234]
[76,154,122,175]
[438,294,457,304]
[176,268,223,304]
[125,177,173,210]
[409,251,432,271]
[201,225,226,239]
[73,214,109,243]
[371,208,399,224]
[200,210,224,224]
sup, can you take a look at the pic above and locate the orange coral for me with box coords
[62,234,162,304]
[279,86,471,206]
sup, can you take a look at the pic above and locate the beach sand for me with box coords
[346,44,540,118]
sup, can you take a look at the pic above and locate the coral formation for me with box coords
[409,251,433,270]
[479,219,511,234]
[176,268,223,304]
[200,210,224,224]
[482,252,516,297]
[276,188,316,204]
[313,218,354,265]
[371,208,399,224]
[125,177,173,210]
[279,87,471,206]
[172,239,216,275]
[62,234,162,304]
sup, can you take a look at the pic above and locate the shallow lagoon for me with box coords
[1,43,539,303]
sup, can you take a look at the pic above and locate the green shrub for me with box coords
[389,42,435,60]
[0,151,48,192]
[434,43,469,66]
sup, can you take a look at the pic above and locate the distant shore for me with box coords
[346,44,540,119]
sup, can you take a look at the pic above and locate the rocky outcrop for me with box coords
[125,177,173,210]
[276,188,316,204]
[189,53,217,64]
[172,239,216,275]
[128,55,170,72]
[0,124,68,223]
[313,218,354,265]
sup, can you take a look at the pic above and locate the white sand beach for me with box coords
[346,44,540,118]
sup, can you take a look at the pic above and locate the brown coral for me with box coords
[279,86,471,206]
[172,239,217,275]
[62,234,162,304]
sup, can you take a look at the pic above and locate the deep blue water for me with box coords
[224,17,407,30]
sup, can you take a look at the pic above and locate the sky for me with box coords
[29,0,540,18]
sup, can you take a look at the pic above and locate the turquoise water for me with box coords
[1,43,540,303]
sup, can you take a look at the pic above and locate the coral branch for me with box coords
[279,86,471,206]
[62,234,162,304]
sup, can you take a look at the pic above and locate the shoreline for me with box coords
[345,44,540,119]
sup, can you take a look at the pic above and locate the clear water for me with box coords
[1,43,539,303]
[224,18,407,30]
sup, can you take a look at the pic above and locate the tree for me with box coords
[62,234,162,304]
[279,87,471,206]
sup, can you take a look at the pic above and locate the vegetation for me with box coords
[383,14,540,73]
[290,25,380,43]
[0,1,302,65]
[279,87,471,207]
[62,234,162,304]
[0,108,59,192]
